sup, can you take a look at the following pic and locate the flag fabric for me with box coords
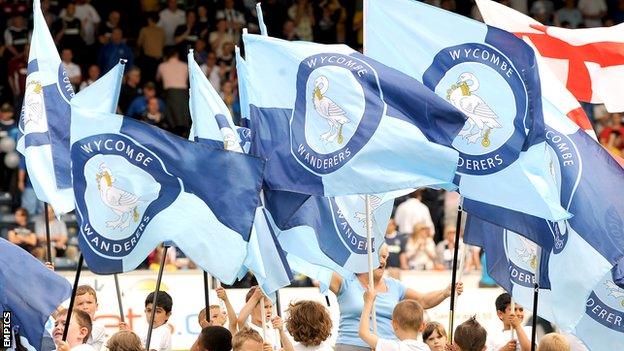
[363,0,568,222]
[0,238,72,351]
[476,0,624,112]
[70,84,265,283]
[463,94,624,331]
[236,46,251,122]
[575,265,624,350]
[243,33,466,197]
[16,0,75,214]
[464,214,556,322]
[188,51,292,294]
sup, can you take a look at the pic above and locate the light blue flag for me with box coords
[575,265,624,350]
[364,0,569,222]
[72,60,125,114]
[16,0,75,213]
[70,91,265,283]
[244,33,467,197]
[188,50,292,294]
[236,46,251,122]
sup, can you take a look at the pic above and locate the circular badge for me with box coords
[423,43,529,175]
[290,53,384,174]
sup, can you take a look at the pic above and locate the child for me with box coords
[106,330,143,351]
[358,288,429,351]
[53,308,95,351]
[191,326,232,351]
[75,285,108,351]
[237,286,293,350]
[453,317,487,351]
[232,328,263,351]
[487,293,532,351]
[198,287,238,333]
[142,291,173,351]
[285,301,332,351]
[422,322,448,351]
[537,333,570,351]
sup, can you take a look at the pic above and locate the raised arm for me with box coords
[236,286,262,329]
[329,272,343,295]
[404,282,463,309]
[216,286,238,334]
[358,287,379,348]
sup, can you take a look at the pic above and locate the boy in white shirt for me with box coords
[53,308,96,351]
[141,291,173,351]
[75,285,108,351]
[359,288,429,351]
[487,293,532,351]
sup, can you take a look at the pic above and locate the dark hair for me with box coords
[495,293,511,313]
[145,291,173,313]
[454,316,486,351]
[76,285,98,303]
[423,321,447,342]
[198,326,232,351]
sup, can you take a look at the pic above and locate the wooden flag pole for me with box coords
[530,247,541,351]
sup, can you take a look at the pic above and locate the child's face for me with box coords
[497,304,524,325]
[209,307,227,326]
[425,329,447,351]
[145,303,171,328]
[75,293,98,319]
[253,298,273,322]
[53,314,87,348]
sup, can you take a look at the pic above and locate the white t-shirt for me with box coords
[140,324,172,351]
[578,0,607,27]
[486,326,532,351]
[376,338,430,351]
[292,342,333,351]
[248,321,278,345]
[72,344,96,351]
[87,323,108,351]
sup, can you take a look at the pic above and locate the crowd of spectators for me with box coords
[0,0,623,270]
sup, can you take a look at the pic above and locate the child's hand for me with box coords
[55,340,70,351]
[45,262,55,271]
[118,321,128,331]
[262,342,273,351]
[271,316,283,331]
[502,340,517,351]
[216,286,228,302]
[509,312,521,329]
[363,286,377,304]
[252,286,264,301]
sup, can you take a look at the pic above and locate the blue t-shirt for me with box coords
[336,274,407,347]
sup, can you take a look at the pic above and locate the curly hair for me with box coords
[285,300,332,347]
[106,330,144,351]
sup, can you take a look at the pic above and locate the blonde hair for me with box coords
[537,333,570,351]
[107,330,144,351]
[392,299,424,333]
[232,328,262,351]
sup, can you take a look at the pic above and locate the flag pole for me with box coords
[448,201,463,343]
[275,289,282,317]
[145,245,168,350]
[62,254,84,341]
[114,274,124,322]
[43,203,52,263]
[203,271,210,323]
[259,292,268,342]
[365,195,377,334]
[530,247,541,351]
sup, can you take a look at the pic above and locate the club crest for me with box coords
[291,53,384,174]
[72,134,179,258]
[505,231,537,287]
[423,42,529,176]
[585,277,624,333]
[328,195,382,254]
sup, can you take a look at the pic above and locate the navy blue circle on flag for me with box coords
[423,42,529,176]
[290,53,384,175]
[72,134,179,258]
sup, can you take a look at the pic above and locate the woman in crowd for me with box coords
[328,244,463,351]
